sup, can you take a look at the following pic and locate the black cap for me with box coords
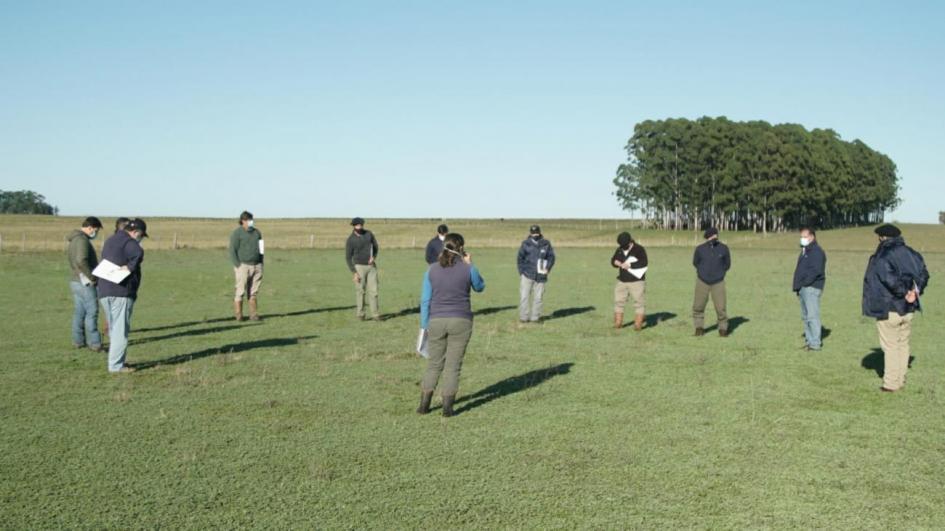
[529,224,541,235]
[874,224,901,238]
[704,227,719,239]
[617,232,632,247]
[126,218,149,238]
[351,217,365,226]
[437,224,449,235]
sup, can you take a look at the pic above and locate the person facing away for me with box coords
[67,216,104,352]
[425,224,449,265]
[345,217,380,321]
[517,224,556,323]
[692,227,731,337]
[612,231,648,331]
[228,210,264,322]
[862,224,930,393]
[792,227,827,351]
[97,218,148,374]
[416,233,485,417]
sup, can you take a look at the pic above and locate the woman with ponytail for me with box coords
[416,233,486,417]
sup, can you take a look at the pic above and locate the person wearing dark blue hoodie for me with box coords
[692,227,731,337]
[517,225,555,323]
[97,218,147,373]
[424,224,449,265]
[792,227,827,351]
[862,224,929,392]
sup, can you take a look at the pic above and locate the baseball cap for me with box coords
[127,218,149,238]
[529,224,541,234]
[351,217,365,226]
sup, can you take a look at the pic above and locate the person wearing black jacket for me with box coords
[862,224,930,392]
[792,228,827,351]
[345,217,381,321]
[612,232,648,330]
[97,218,148,373]
[692,227,731,337]
[517,225,555,323]
[425,224,449,264]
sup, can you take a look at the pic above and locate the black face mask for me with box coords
[531,235,541,241]
[355,228,365,235]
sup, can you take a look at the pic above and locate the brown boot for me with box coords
[442,395,456,417]
[248,297,260,321]
[416,390,433,414]
[614,312,624,329]
[694,327,704,337]
[634,314,644,331]
[234,300,244,322]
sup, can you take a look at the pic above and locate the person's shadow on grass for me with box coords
[130,335,318,371]
[705,316,750,335]
[134,305,355,333]
[131,324,250,345]
[861,348,915,378]
[446,363,575,416]
[541,306,595,322]
[640,311,677,328]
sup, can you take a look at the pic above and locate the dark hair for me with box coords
[82,217,103,229]
[437,224,449,235]
[240,211,253,224]
[800,227,816,236]
[437,233,465,268]
[114,217,130,233]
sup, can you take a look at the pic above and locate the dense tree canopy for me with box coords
[614,117,900,232]
[0,190,58,215]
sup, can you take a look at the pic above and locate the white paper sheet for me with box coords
[92,259,131,284]
[628,266,648,279]
[258,239,265,255]
[416,329,429,358]
[537,259,549,275]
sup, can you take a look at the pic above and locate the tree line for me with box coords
[0,190,58,215]
[613,117,900,232]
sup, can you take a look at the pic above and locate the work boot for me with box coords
[442,395,456,418]
[248,298,260,321]
[416,391,433,415]
[634,314,644,331]
[694,327,704,337]
[614,312,624,330]
[234,300,244,322]
[719,329,729,338]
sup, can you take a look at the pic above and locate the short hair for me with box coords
[82,216,103,229]
[800,227,816,236]
[240,211,254,223]
[114,217,130,233]
[437,224,449,235]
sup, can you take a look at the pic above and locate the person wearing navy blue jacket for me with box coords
[417,233,485,417]
[424,224,449,264]
[97,218,148,373]
[517,225,555,323]
[792,228,827,351]
[862,224,930,392]
[692,227,731,337]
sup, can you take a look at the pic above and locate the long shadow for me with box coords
[705,316,750,334]
[641,311,677,328]
[131,324,250,345]
[134,305,355,333]
[473,305,517,316]
[379,306,421,321]
[449,363,574,416]
[130,335,318,371]
[541,306,595,322]
[861,348,916,378]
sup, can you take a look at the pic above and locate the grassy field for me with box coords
[1,224,943,528]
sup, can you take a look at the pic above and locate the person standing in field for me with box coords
[862,224,929,393]
[692,227,731,337]
[425,224,449,264]
[228,211,264,322]
[97,218,148,374]
[66,216,104,352]
[517,225,555,323]
[417,233,485,417]
[346,217,380,321]
[792,227,827,351]
[612,231,648,331]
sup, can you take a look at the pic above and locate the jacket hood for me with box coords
[67,229,87,242]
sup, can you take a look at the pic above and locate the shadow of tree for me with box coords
[541,306,595,322]
[134,305,355,333]
[130,335,318,371]
[448,363,575,416]
[861,348,916,378]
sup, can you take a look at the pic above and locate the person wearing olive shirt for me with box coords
[692,227,731,337]
[345,217,381,321]
[612,231,648,331]
[228,211,264,322]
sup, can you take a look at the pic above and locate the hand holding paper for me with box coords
[92,259,131,284]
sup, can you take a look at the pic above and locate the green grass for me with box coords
[1,231,943,528]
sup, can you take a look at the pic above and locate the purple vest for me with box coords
[429,261,473,321]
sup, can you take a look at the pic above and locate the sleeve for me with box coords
[425,240,437,264]
[76,240,95,279]
[125,240,144,272]
[611,249,622,268]
[722,246,731,271]
[517,244,527,275]
[228,230,240,267]
[546,243,556,271]
[419,270,433,329]
[371,233,379,260]
[637,247,648,268]
[345,237,356,272]
[470,265,486,292]
[692,246,701,268]
[916,253,930,293]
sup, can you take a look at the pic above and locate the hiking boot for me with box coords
[88,344,103,353]
[634,314,644,331]
[442,395,456,418]
[719,329,729,338]
[694,327,704,337]
[416,391,433,415]
[614,312,624,330]
[111,366,137,374]
[234,300,244,322]
[248,298,260,321]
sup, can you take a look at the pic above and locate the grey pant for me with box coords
[354,264,379,318]
[693,279,728,331]
[519,275,546,322]
[799,286,823,349]
[100,296,135,372]
[421,318,474,397]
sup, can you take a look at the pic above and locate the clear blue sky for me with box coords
[1,1,942,222]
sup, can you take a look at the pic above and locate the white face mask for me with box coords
[247,219,255,228]
[800,237,811,247]
[88,230,98,240]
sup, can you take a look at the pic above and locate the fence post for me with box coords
[173,232,178,250]
[412,236,416,248]
[0,233,3,253]
[22,232,26,252]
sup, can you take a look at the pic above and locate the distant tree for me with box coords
[940,211,945,225]
[0,190,58,215]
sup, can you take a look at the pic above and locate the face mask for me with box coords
[89,230,98,240]
[800,237,810,247]
[247,220,255,228]
[531,235,541,241]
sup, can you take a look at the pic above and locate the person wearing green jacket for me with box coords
[66,217,104,351]
[228,211,264,321]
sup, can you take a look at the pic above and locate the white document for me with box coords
[625,255,639,264]
[258,239,265,255]
[92,259,131,284]
[628,266,648,280]
[79,273,93,286]
[537,259,550,275]
[416,329,429,358]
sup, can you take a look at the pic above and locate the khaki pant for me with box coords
[614,281,646,315]
[354,264,379,319]
[234,263,263,301]
[877,312,913,391]
[693,278,727,331]
[422,317,474,396]
[519,275,546,322]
